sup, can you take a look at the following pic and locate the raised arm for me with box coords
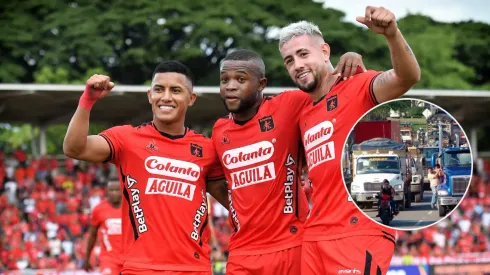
[357,6,421,104]
[63,75,114,163]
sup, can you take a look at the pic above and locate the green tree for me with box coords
[0,124,38,152]
[363,100,413,120]
[453,21,490,88]
[2,1,488,90]
[0,0,386,86]
[399,15,475,89]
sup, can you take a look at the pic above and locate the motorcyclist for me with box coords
[376,179,398,217]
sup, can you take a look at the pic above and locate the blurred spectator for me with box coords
[14,148,27,168]
[1,149,489,272]
[0,151,235,272]
[394,164,490,258]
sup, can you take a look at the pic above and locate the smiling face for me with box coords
[219,60,266,114]
[147,72,196,124]
[279,34,331,93]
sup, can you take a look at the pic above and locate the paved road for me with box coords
[363,191,441,230]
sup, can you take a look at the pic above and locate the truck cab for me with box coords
[350,152,412,210]
[400,125,412,145]
[432,147,472,217]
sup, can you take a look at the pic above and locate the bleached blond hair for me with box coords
[278,21,324,49]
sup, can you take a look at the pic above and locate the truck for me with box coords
[408,146,425,202]
[400,124,413,145]
[349,138,413,211]
[431,147,472,217]
[428,130,450,147]
[353,120,402,144]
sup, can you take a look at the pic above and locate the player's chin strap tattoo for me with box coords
[206,179,230,208]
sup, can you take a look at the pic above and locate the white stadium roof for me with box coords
[0,84,489,129]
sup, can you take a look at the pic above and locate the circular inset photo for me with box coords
[342,98,473,230]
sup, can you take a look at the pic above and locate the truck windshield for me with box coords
[423,148,439,159]
[442,151,472,167]
[357,157,400,174]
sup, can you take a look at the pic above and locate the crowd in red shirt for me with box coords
[395,164,490,258]
[0,149,489,272]
[0,150,113,272]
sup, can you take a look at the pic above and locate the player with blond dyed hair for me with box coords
[279,6,420,275]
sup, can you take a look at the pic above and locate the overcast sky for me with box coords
[320,0,490,24]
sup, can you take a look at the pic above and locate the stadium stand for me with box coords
[1,147,489,273]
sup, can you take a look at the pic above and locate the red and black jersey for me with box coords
[299,71,397,242]
[100,122,224,272]
[212,91,311,255]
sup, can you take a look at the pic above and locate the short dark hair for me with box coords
[383,179,390,184]
[221,49,265,77]
[152,60,194,86]
[434,164,441,169]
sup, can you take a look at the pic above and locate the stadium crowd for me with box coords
[0,148,489,272]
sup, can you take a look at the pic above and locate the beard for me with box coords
[222,92,260,114]
[295,71,319,93]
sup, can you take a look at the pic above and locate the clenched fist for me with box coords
[79,74,115,110]
[85,74,115,100]
[356,6,398,37]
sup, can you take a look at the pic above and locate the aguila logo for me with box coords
[145,156,200,182]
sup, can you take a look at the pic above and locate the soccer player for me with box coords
[63,61,228,275]
[278,6,421,275]
[83,180,123,275]
[211,50,367,274]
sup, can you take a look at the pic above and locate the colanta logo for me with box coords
[222,141,274,170]
[303,121,334,151]
[145,156,200,182]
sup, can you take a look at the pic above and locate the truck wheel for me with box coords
[405,190,412,208]
[398,201,405,211]
[414,193,422,203]
[438,202,446,217]
[420,181,424,201]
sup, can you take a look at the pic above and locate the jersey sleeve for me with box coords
[90,204,102,227]
[353,70,382,109]
[98,125,129,164]
[206,155,225,181]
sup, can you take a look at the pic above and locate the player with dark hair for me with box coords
[83,180,123,275]
[212,49,368,274]
[278,6,420,275]
[64,61,228,275]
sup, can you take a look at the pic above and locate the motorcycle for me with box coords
[375,193,394,226]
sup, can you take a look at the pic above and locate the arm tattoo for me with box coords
[377,70,396,86]
[405,44,413,56]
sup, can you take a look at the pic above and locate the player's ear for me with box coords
[188,92,197,107]
[258,77,267,93]
[147,89,152,104]
[321,43,331,63]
